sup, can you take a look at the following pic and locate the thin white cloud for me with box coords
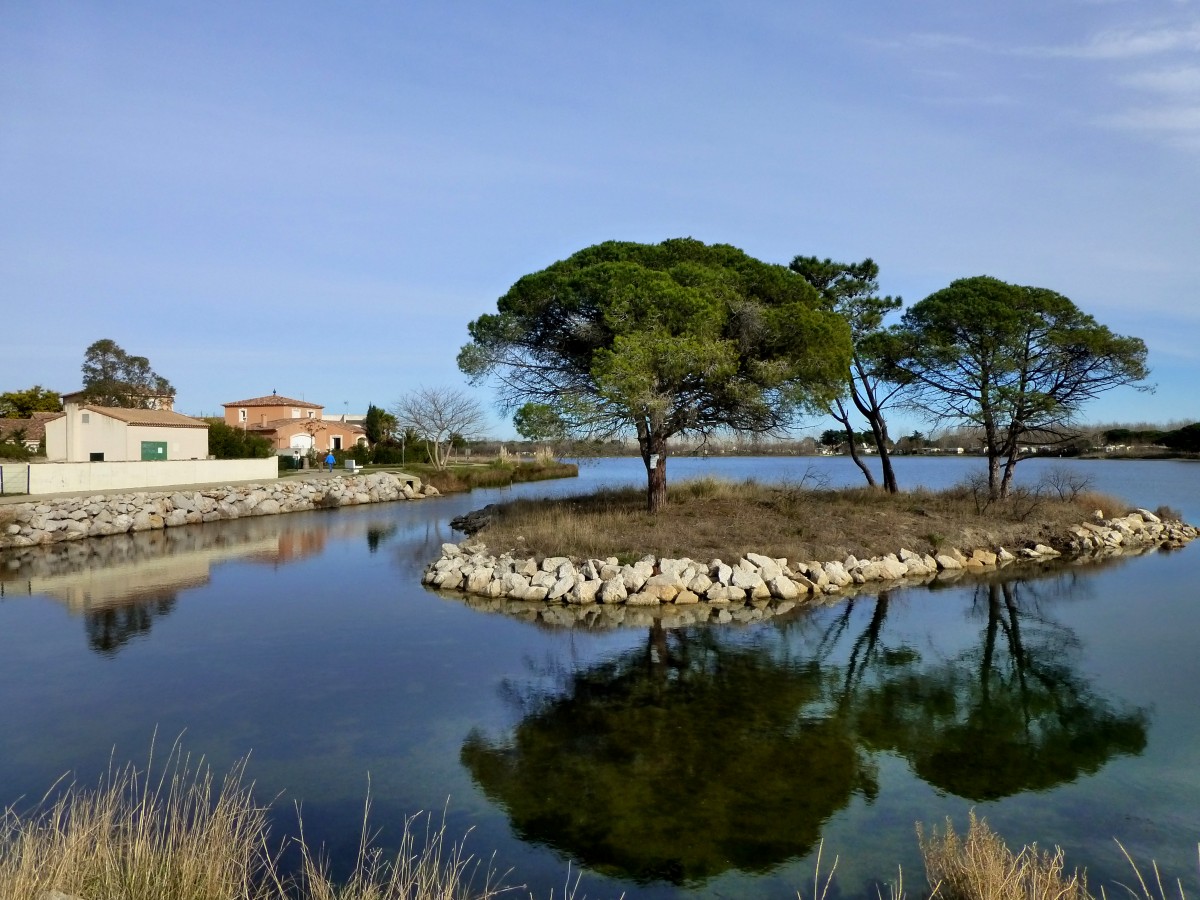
[1103,105,1200,128]
[884,17,1200,152]
[1030,21,1200,58]
[914,91,1021,108]
[906,32,994,52]
[1098,103,1200,149]
[892,20,1200,61]
[1121,64,1200,94]
[862,31,994,54]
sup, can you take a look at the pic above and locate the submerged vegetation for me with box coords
[2,750,1193,900]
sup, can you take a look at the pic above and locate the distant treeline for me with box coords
[1103,423,1200,452]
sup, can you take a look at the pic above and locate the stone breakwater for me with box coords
[424,509,1198,626]
[0,473,438,550]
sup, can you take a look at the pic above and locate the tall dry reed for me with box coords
[0,744,513,900]
[918,810,1091,900]
[0,741,271,900]
[291,795,510,900]
[2,748,1192,900]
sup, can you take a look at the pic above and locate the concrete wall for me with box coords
[19,458,279,495]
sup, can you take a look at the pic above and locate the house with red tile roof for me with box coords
[222,392,366,455]
[0,411,59,452]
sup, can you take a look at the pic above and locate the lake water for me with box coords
[1,455,1198,897]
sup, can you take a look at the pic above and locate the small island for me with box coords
[425,478,1198,625]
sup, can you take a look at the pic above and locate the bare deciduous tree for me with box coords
[392,387,485,470]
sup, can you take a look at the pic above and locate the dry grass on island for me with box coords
[473,471,1141,566]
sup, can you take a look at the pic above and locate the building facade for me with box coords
[45,403,209,462]
[221,393,366,454]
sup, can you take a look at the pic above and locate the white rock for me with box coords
[598,578,628,603]
[547,575,576,600]
[768,576,800,600]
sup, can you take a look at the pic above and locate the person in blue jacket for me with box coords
[325,450,336,472]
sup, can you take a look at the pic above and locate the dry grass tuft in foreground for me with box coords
[476,476,1132,565]
[292,797,507,900]
[797,812,1195,900]
[1,752,1194,900]
[0,743,510,900]
[0,744,271,900]
[918,810,1091,900]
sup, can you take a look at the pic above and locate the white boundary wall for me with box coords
[13,458,280,495]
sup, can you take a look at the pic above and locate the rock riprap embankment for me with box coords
[0,473,438,550]
[423,509,1197,620]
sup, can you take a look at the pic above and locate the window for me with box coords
[332,436,342,450]
[81,413,90,424]
[239,408,247,422]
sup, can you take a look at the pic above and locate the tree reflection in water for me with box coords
[461,573,1148,887]
[850,579,1147,801]
[462,621,875,885]
[84,595,177,656]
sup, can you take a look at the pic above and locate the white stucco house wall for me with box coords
[45,403,209,463]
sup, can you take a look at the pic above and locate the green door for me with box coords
[141,441,167,461]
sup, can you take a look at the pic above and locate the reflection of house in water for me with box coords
[0,517,348,654]
[241,527,328,566]
[1,532,278,655]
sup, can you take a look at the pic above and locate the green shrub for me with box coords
[0,441,30,460]
[206,420,274,459]
[371,440,407,465]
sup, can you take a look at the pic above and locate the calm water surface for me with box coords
[1,456,1197,897]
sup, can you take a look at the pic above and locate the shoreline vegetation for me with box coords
[444,472,1200,578]
[459,474,1167,565]
[422,476,1197,620]
[405,458,578,494]
[2,749,1194,900]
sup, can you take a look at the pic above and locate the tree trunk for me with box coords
[981,406,1002,500]
[999,439,1021,499]
[878,443,898,493]
[844,434,876,488]
[867,413,898,493]
[640,431,668,513]
[833,400,876,488]
[987,452,1002,500]
[850,376,898,493]
[646,450,667,513]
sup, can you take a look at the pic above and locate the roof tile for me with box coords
[223,394,322,409]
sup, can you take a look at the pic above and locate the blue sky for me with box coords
[3,1,1198,439]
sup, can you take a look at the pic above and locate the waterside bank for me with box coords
[0,472,435,551]
[424,507,1197,626]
